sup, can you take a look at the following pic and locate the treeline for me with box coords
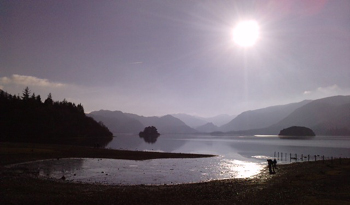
[0,87,113,146]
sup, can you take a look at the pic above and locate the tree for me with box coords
[36,95,42,103]
[22,87,31,100]
[77,103,84,113]
[44,93,53,105]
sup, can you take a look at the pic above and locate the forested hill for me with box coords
[0,88,113,146]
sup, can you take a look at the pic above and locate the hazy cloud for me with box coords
[130,62,143,65]
[0,74,66,88]
[317,84,340,93]
[303,84,346,98]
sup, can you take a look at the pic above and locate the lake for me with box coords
[106,134,350,163]
[9,134,350,185]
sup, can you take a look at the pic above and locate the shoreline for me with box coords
[0,142,216,166]
[1,142,350,204]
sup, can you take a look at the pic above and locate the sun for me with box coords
[232,20,260,47]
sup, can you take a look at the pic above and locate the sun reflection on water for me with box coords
[220,159,264,178]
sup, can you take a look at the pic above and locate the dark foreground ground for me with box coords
[1,142,350,205]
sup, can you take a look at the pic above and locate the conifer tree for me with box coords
[44,93,53,105]
[22,87,31,100]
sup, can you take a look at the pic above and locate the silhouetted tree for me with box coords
[22,87,31,100]
[44,93,53,105]
[36,95,42,103]
[77,103,84,114]
[0,88,113,146]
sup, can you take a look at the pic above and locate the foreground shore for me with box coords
[1,142,349,204]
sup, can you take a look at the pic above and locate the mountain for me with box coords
[89,110,197,134]
[269,95,350,135]
[196,122,219,133]
[90,95,350,136]
[88,110,144,134]
[205,114,236,127]
[171,114,209,128]
[220,100,311,132]
[171,113,234,128]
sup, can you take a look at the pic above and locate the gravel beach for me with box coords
[1,142,349,205]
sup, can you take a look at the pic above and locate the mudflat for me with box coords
[1,142,349,205]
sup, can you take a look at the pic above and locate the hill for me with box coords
[172,113,234,128]
[88,110,144,134]
[220,100,311,132]
[0,88,113,146]
[220,95,350,136]
[88,110,197,134]
[270,95,350,135]
[196,122,219,133]
[171,114,209,128]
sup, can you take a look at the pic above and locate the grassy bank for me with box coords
[1,142,349,204]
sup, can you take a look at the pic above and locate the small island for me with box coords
[139,126,160,144]
[278,126,316,139]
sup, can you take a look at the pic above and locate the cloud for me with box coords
[316,84,340,93]
[303,84,349,98]
[0,85,3,90]
[130,61,143,64]
[0,74,66,88]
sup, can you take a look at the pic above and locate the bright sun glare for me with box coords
[233,20,260,47]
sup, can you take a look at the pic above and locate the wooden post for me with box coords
[308,155,310,161]
[290,153,292,162]
[314,155,317,162]
[301,154,303,161]
[295,154,297,162]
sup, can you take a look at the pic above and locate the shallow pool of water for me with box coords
[8,157,264,185]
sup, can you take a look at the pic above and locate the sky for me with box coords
[1,0,350,117]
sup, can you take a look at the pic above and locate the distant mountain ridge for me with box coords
[171,113,234,128]
[268,95,350,135]
[196,122,219,133]
[221,95,350,136]
[88,110,144,134]
[88,110,197,134]
[89,95,350,136]
[220,100,311,132]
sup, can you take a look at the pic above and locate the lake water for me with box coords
[107,134,350,163]
[9,134,350,185]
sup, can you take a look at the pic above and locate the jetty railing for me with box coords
[273,151,344,164]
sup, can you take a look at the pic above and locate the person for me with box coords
[273,159,277,170]
[267,159,273,174]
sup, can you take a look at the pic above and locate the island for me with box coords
[278,126,316,139]
[139,126,160,144]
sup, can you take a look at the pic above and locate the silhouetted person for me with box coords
[273,159,277,170]
[267,159,273,174]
